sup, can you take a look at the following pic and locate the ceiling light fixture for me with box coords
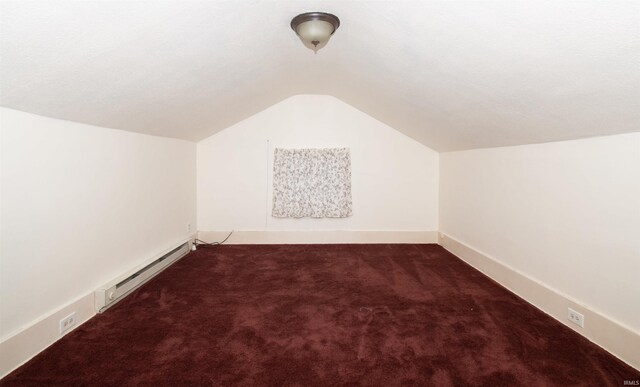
[291,12,340,53]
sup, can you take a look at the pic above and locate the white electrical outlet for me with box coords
[59,312,77,334]
[568,307,584,328]
[187,223,191,233]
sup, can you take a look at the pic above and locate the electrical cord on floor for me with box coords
[193,231,233,248]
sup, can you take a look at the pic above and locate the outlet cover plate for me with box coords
[59,312,77,334]
[568,307,584,328]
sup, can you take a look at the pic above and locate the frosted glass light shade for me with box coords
[295,20,334,51]
[291,12,340,53]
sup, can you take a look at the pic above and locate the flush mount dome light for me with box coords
[291,12,340,53]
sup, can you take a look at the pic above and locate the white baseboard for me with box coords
[0,236,196,379]
[439,233,640,371]
[0,293,96,378]
[6,232,633,379]
[198,230,439,244]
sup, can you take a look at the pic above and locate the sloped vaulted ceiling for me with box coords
[1,0,639,151]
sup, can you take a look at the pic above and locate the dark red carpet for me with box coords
[2,244,638,386]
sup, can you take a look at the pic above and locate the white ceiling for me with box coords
[1,0,639,151]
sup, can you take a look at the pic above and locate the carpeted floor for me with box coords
[2,244,638,386]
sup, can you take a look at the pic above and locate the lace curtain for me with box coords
[272,148,352,218]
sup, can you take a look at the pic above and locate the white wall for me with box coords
[197,95,439,233]
[440,133,640,333]
[0,108,196,341]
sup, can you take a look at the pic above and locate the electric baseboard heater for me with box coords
[95,241,191,312]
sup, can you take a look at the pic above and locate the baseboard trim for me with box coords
[0,236,197,379]
[0,293,96,378]
[198,230,438,244]
[439,233,640,371]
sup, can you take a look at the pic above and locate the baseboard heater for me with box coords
[95,241,191,312]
